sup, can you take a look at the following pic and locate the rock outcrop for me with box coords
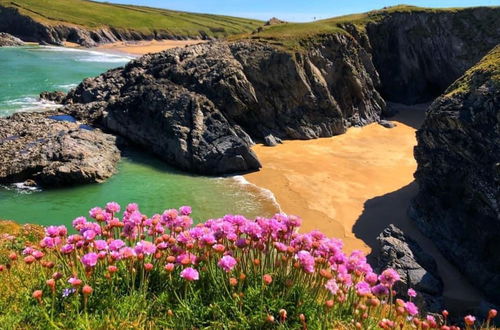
[61,38,385,174]
[411,46,500,304]
[377,225,444,312]
[365,7,500,104]
[0,112,120,187]
[0,32,24,46]
[40,91,67,103]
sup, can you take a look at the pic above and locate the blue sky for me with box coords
[95,0,499,21]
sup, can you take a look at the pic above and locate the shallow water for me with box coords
[0,46,279,226]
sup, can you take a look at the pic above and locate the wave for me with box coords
[231,175,282,213]
[36,45,134,63]
[0,97,62,117]
[1,183,41,194]
[56,83,78,90]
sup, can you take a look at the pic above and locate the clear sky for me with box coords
[95,0,499,21]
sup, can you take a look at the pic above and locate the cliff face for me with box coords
[411,46,500,304]
[62,37,385,174]
[365,7,500,104]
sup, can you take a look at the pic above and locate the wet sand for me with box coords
[244,104,483,313]
[95,39,206,55]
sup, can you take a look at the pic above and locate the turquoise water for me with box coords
[0,45,134,115]
[0,46,278,226]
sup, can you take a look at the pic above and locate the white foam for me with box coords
[3,97,62,112]
[56,83,78,90]
[231,175,282,213]
[1,183,41,194]
[37,45,134,63]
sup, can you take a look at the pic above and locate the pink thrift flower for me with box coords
[179,206,192,216]
[180,267,199,281]
[81,252,98,268]
[109,239,125,251]
[379,268,400,287]
[404,301,419,316]
[60,244,74,254]
[365,272,378,285]
[407,288,417,298]
[218,255,237,272]
[45,226,59,237]
[325,279,339,295]
[94,240,108,250]
[371,284,389,296]
[464,315,475,326]
[296,250,315,273]
[355,281,371,296]
[134,240,157,255]
[106,202,121,213]
[126,203,139,213]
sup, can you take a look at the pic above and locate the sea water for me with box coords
[0,46,279,226]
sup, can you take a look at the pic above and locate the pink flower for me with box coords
[106,202,121,213]
[179,206,192,216]
[296,250,315,273]
[464,315,475,326]
[60,244,74,254]
[407,288,417,298]
[72,217,87,230]
[109,239,125,251]
[126,203,139,213]
[371,284,389,296]
[134,240,157,255]
[365,272,378,285]
[45,226,59,237]
[94,240,108,250]
[81,253,98,268]
[218,255,237,272]
[378,268,400,287]
[180,267,199,281]
[68,277,82,287]
[404,301,419,316]
[325,279,339,295]
[355,281,371,296]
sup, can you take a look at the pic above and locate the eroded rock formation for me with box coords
[0,32,24,46]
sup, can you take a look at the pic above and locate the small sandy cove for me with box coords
[95,39,206,55]
[244,104,482,312]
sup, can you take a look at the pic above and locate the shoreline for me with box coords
[90,39,207,56]
[244,104,483,313]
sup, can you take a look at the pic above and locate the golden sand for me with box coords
[244,104,482,312]
[95,39,206,55]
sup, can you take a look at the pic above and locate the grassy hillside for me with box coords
[232,5,497,50]
[0,0,263,38]
[446,45,500,96]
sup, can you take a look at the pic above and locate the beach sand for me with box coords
[244,103,482,312]
[94,39,206,55]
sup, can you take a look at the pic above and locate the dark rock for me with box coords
[62,39,385,174]
[0,112,120,187]
[378,120,396,128]
[377,224,444,312]
[40,91,67,104]
[0,32,24,46]
[411,46,500,304]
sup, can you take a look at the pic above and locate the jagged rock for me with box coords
[0,112,120,187]
[62,39,385,174]
[0,32,24,46]
[377,225,444,312]
[265,17,286,26]
[263,134,281,147]
[40,91,67,103]
[378,120,396,128]
[411,46,500,304]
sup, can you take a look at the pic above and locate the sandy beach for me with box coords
[94,39,206,55]
[244,104,483,312]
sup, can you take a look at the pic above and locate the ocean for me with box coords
[0,45,279,226]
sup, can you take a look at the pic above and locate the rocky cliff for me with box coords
[411,46,500,304]
[0,32,24,46]
[62,37,385,174]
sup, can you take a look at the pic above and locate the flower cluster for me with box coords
[1,202,497,328]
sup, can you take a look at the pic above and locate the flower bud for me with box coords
[32,290,43,303]
[263,274,272,285]
[82,285,93,296]
[144,263,154,271]
[488,309,498,319]
[229,278,238,287]
[8,252,17,261]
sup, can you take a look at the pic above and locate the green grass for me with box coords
[231,4,497,51]
[0,0,263,38]
[445,45,500,96]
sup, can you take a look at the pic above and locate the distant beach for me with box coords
[92,39,206,56]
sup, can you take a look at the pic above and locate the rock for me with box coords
[62,39,385,174]
[377,224,444,312]
[411,46,500,304]
[378,120,396,128]
[0,111,120,187]
[40,91,67,103]
[265,17,286,26]
[0,32,24,46]
[263,134,281,147]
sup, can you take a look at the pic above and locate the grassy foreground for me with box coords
[0,0,262,38]
[0,203,497,329]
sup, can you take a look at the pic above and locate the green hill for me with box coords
[0,0,263,40]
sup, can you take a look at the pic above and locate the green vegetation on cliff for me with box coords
[0,0,262,38]
[445,45,500,96]
[232,5,498,51]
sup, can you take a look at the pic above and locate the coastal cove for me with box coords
[0,46,279,226]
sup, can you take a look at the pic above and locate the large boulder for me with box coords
[411,46,500,304]
[377,225,444,312]
[0,112,120,187]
